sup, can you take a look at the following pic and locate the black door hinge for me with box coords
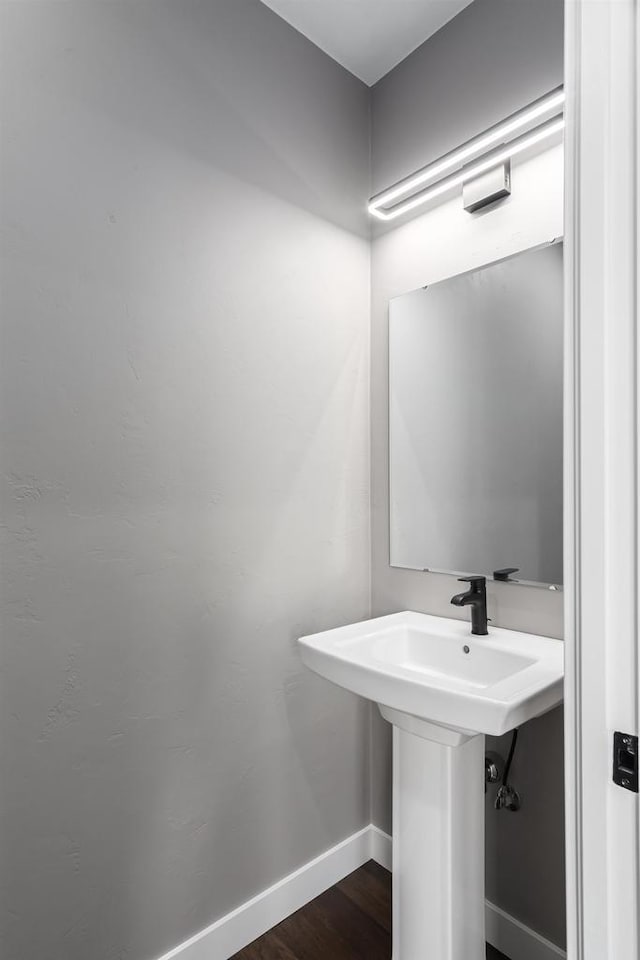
[613,732,639,793]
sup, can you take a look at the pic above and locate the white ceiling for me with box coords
[259,0,475,86]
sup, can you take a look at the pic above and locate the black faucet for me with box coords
[451,576,489,635]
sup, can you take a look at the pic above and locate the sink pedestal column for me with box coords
[380,706,485,960]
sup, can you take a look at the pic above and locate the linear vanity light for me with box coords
[371,117,565,221]
[369,86,565,222]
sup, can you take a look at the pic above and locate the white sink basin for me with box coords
[299,610,563,739]
[299,611,564,960]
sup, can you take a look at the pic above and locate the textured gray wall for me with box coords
[0,4,371,960]
[369,0,567,949]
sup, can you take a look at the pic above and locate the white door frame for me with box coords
[564,1,640,958]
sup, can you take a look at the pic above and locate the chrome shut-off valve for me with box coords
[485,756,500,793]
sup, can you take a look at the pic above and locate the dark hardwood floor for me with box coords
[230,861,510,960]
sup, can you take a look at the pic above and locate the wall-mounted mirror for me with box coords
[389,240,563,588]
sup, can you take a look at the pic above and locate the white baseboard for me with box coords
[485,900,567,960]
[156,825,373,960]
[158,824,566,960]
[369,823,393,871]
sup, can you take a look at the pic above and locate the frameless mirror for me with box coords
[389,240,563,588]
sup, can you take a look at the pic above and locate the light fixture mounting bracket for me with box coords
[463,159,511,212]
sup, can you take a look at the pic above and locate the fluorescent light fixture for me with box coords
[370,117,564,222]
[369,86,564,221]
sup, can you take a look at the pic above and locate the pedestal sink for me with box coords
[298,611,564,960]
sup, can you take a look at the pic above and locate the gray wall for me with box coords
[371,0,565,196]
[369,0,567,949]
[0,4,371,960]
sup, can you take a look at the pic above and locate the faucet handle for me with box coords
[457,575,486,585]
